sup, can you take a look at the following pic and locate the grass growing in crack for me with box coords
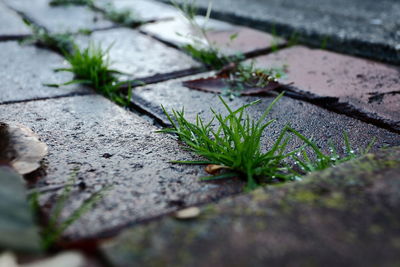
[21,19,75,54]
[160,92,297,190]
[289,130,376,175]
[28,171,109,250]
[101,3,142,27]
[55,43,132,106]
[160,93,376,189]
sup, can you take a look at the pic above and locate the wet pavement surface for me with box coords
[0,0,399,265]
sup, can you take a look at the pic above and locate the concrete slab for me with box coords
[74,28,201,80]
[0,41,89,104]
[94,0,180,21]
[141,15,284,56]
[4,0,114,33]
[0,1,31,39]
[0,95,243,240]
[131,74,400,153]
[161,0,400,64]
[250,46,400,131]
[101,146,400,267]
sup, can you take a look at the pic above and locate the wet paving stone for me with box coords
[249,46,400,131]
[94,0,180,21]
[0,1,31,39]
[74,27,201,80]
[165,0,400,64]
[131,74,400,153]
[4,0,113,33]
[141,15,284,56]
[101,146,400,267]
[0,95,244,240]
[0,41,90,104]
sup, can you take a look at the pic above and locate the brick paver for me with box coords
[0,41,90,104]
[0,1,31,39]
[4,0,114,33]
[250,46,400,131]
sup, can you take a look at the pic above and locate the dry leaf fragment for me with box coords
[174,207,201,220]
[205,164,229,174]
[0,122,48,175]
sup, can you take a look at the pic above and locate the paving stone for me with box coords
[141,15,284,56]
[74,28,201,80]
[94,0,180,21]
[101,146,400,267]
[0,95,244,240]
[0,166,41,253]
[0,1,31,39]
[4,0,114,33]
[0,41,89,104]
[131,74,400,153]
[162,0,400,64]
[249,46,400,131]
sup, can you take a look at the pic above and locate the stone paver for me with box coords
[250,46,400,131]
[0,1,31,39]
[0,41,89,104]
[4,0,114,33]
[74,27,201,80]
[141,15,285,56]
[163,0,400,64]
[0,95,244,240]
[101,146,400,267]
[94,0,180,21]
[131,74,400,152]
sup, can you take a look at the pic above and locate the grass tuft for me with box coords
[159,92,296,190]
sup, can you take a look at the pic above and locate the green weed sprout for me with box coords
[21,19,75,54]
[55,43,131,106]
[289,130,376,174]
[28,170,110,250]
[160,92,296,190]
[101,3,142,27]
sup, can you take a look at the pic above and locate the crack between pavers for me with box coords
[0,92,95,106]
[279,85,400,134]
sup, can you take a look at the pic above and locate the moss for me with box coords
[291,190,319,204]
[369,225,384,235]
[323,192,346,209]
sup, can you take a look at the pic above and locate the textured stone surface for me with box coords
[4,0,113,33]
[161,0,400,64]
[0,166,41,253]
[74,28,201,80]
[0,41,89,104]
[131,74,400,152]
[250,46,400,131]
[141,15,284,56]
[102,147,400,267]
[0,1,30,38]
[0,95,243,240]
[94,0,180,21]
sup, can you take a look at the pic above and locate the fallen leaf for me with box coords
[0,252,18,267]
[0,166,41,253]
[205,164,229,174]
[0,122,48,175]
[182,73,281,96]
[22,251,85,267]
[174,207,201,220]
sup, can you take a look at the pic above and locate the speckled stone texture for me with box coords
[159,0,400,64]
[101,147,400,267]
[130,74,400,153]
[4,0,113,33]
[74,28,201,80]
[141,15,285,56]
[94,0,180,21]
[250,46,400,131]
[0,95,244,240]
[0,1,31,38]
[0,41,89,104]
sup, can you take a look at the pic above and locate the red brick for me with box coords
[251,46,400,126]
